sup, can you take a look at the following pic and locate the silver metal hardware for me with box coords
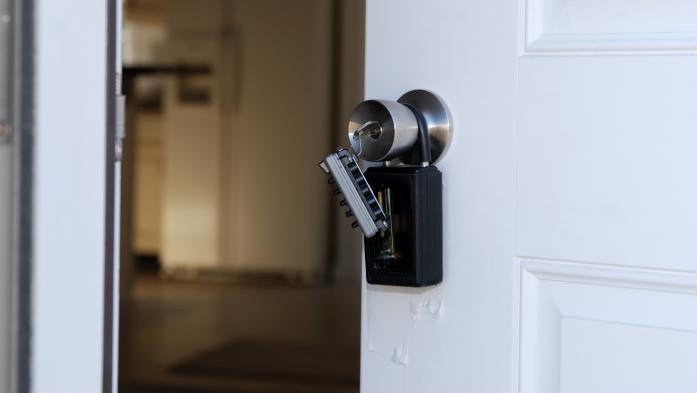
[347,90,452,165]
[348,99,418,162]
[397,90,452,165]
[322,89,452,237]
[350,121,382,157]
[319,148,388,238]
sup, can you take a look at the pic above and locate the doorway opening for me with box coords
[118,1,365,392]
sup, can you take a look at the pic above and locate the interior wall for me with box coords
[160,80,223,268]
[127,0,364,279]
[217,0,333,277]
[158,0,225,269]
[151,0,334,276]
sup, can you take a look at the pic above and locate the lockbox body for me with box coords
[364,165,443,287]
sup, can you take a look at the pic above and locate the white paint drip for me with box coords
[426,298,443,319]
[365,290,443,367]
[366,290,375,352]
[391,343,409,366]
[388,297,443,366]
[409,299,426,325]
[409,297,443,322]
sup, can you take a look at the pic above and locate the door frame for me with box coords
[13,0,34,391]
[103,0,120,392]
[10,0,120,392]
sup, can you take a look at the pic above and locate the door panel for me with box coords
[517,56,697,270]
[524,0,697,53]
[521,259,697,393]
[363,0,697,391]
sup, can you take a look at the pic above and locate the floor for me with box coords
[119,274,361,393]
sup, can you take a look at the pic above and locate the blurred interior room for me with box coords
[118,1,365,392]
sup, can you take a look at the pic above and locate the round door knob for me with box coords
[347,99,419,162]
[347,90,452,164]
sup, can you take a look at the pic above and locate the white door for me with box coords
[362,0,697,392]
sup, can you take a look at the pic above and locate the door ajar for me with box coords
[362,0,697,392]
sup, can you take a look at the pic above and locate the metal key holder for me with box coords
[320,90,452,287]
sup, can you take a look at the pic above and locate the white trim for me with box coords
[32,1,108,391]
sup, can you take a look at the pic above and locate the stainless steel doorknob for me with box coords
[347,89,452,164]
[348,99,418,162]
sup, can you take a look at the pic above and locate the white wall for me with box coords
[127,0,364,280]
[33,0,107,391]
[151,0,335,277]
[217,0,333,276]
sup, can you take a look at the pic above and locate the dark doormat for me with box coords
[169,338,360,387]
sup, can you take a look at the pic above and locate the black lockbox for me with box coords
[364,165,443,287]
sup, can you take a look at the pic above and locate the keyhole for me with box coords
[353,121,383,140]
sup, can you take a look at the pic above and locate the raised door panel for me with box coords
[516,56,697,271]
[525,0,697,53]
[520,259,697,393]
